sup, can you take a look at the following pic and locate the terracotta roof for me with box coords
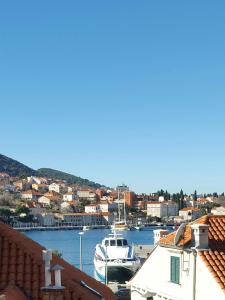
[160,215,225,293]
[0,282,27,300]
[44,191,61,197]
[179,206,200,212]
[63,213,109,217]
[21,190,41,196]
[0,222,116,300]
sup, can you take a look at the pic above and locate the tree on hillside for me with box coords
[193,190,197,202]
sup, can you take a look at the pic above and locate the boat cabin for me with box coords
[103,237,128,247]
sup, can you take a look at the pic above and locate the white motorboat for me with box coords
[82,225,91,231]
[94,231,141,283]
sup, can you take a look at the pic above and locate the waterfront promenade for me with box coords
[13,224,110,231]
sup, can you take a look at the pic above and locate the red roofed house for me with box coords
[179,207,202,222]
[0,222,116,300]
[129,215,225,300]
[21,190,42,201]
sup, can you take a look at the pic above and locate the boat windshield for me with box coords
[110,240,116,246]
[123,239,128,246]
[104,239,128,246]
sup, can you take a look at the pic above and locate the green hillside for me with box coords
[0,154,102,188]
[0,154,37,177]
[37,168,102,188]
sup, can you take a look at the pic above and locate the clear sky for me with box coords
[0,1,225,194]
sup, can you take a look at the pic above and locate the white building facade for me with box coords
[129,216,225,300]
[147,201,178,218]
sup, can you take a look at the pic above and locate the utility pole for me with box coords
[78,231,84,271]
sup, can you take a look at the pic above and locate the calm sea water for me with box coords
[25,227,170,277]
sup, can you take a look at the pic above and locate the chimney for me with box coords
[42,249,52,287]
[191,224,209,249]
[153,229,169,245]
[51,264,64,289]
[41,250,65,300]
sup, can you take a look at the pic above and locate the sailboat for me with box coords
[111,188,129,231]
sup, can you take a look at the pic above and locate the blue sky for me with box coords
[0,1,225,194]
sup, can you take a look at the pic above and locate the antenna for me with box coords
[174,223,186,245]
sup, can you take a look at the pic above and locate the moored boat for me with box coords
[94,231,141,284]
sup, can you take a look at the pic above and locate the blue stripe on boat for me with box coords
[95,268,105,282]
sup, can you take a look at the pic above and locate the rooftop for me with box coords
[0,222,116,300]
[160,215,225,293]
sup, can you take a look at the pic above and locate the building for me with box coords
[13,179,31,191]
[61,212,112,226]
[124,191,136,207]
[99,201,117,213]
[27,176,48,185]
[37,213,56,226]
[32,183,49,193]
[147,201,178,218]
[129,215,225,300]
[85,204,99,213]
[0,222,116,300]
[38,191,61,206]
[49,183,61,193]
[78,190,97,202]
[179,207,202,221]
[21,189,42,200]
[0,173,10,188]
[63,192,76,202]
[211,206,225,215]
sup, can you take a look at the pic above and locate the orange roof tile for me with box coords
[0,283,27,300]
[0,222,116,300]
[179,206,200,212]
[159,215,225,293]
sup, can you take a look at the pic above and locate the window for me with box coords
[170,256,180,284]
[123,239,128,246]
[110,240,116,246]
[117,239,122,246]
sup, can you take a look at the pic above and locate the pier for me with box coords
[13,224,110,231]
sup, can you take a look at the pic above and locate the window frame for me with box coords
[170,256,180,284]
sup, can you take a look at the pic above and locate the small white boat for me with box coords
[111,221,129,231]
[82,225,91,231]
[134,225,144,231]
[94,231,141,283]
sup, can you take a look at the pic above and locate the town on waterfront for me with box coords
[0,156,224,231]
[0,154,225,300]
[1,1,225,299]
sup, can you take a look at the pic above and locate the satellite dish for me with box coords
[174,223,186,245]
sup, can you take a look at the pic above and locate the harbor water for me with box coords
[25,227,172,278]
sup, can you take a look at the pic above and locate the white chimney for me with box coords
[51,264,64,289]
[42,249,52,287]
[191,224,209,249]
[153,229,169,245]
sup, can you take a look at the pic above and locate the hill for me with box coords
[0,154,37,177]
[37,168,102,188]
[0,154,103,188]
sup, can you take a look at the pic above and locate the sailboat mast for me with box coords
[118,188,121,222]
[124,194,126,225]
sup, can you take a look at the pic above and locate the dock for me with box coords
[134,244,154,262]
[13,224,110,231]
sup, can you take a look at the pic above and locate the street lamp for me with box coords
[78,231,84,271]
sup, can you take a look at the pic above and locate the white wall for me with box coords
[130,246,225,300]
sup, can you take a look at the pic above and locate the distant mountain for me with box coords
[0,154,102,188]
[37,168,102,188]
[0,154,37,177]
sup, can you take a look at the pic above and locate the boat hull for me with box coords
[94,262,138,283]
